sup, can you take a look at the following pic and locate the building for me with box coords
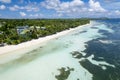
[17,25,29,35]
[0,31,3,34]
[41,26,46,30]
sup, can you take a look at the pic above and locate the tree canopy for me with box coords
[0,19,90,45]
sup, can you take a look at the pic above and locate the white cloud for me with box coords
[41,0,84,13]
[9,4,39,12]
[103,10,120,18]
[41,0,110,18]
[30,14,39,17]
[19,12,26,17]
[115,10,120,15]
[58,0,84,12]
[70,0,84,7]
[0,5,6,10]
[0,0,11,3]
[24,5,39,12]
[89,0,106,12]
[29,14,44,18]
[9,5,20,11]
[41,0,60,10]
[58,13,63,17]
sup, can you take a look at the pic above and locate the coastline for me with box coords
[0,23,90,55]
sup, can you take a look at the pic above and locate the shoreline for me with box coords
[0,23,90,55]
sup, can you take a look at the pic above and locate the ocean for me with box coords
[0,19,120,80]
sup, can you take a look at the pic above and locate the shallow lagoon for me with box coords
[0,20,119,80]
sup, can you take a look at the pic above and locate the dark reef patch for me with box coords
[73,30,87,36]
[55,67,74,80]
[91,27,98,29]
[81,19,120,80]
[71,51,83,59]
[80,59,120,80]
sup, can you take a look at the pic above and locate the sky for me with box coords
[0,0,120,18]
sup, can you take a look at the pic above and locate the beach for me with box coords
[0,23,90,55]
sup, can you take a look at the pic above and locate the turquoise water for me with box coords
[0,21,115,80]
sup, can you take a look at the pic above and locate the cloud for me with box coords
[0,0,11,3]
[0,5,6,10]
[58,0,84,12]
[30,14,39,17]
[41,0,83,9]
[9,4,39,12]
[41,0,106,14]
[105,2,120,10]
[19,12,26,17]
[89,0,106,12]
[24,5,39,12]
[41,0,107,18]
[0,0,116,18]
[9,5,20,11]
[104,10,120,18]
[103,0,118,3]
[41,0,60,9]
[29,13,44,18]
[115,10,120,15]
[41,0,84,13]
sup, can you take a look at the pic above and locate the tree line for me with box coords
[0,19,90,45]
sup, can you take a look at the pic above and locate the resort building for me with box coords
[17,26,29,35]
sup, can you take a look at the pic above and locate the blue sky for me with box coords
[0,0,120,18]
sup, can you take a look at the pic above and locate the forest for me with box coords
[0,19,90,45]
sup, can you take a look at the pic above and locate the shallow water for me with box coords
[0,20,119,80]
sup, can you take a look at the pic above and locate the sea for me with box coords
[0,19,120,80]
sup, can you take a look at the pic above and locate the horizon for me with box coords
[0,0,120,19]
[0,17,120,20]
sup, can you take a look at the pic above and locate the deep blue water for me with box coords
[81,19,120,80]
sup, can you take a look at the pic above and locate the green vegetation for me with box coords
[0,19,89,45]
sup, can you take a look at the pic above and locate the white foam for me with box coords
[99,40,112,44]
[87,55,115,68]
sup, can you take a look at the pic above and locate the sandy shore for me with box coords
[0,23,90,55]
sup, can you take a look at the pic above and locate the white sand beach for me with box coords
[0,23,90,55]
